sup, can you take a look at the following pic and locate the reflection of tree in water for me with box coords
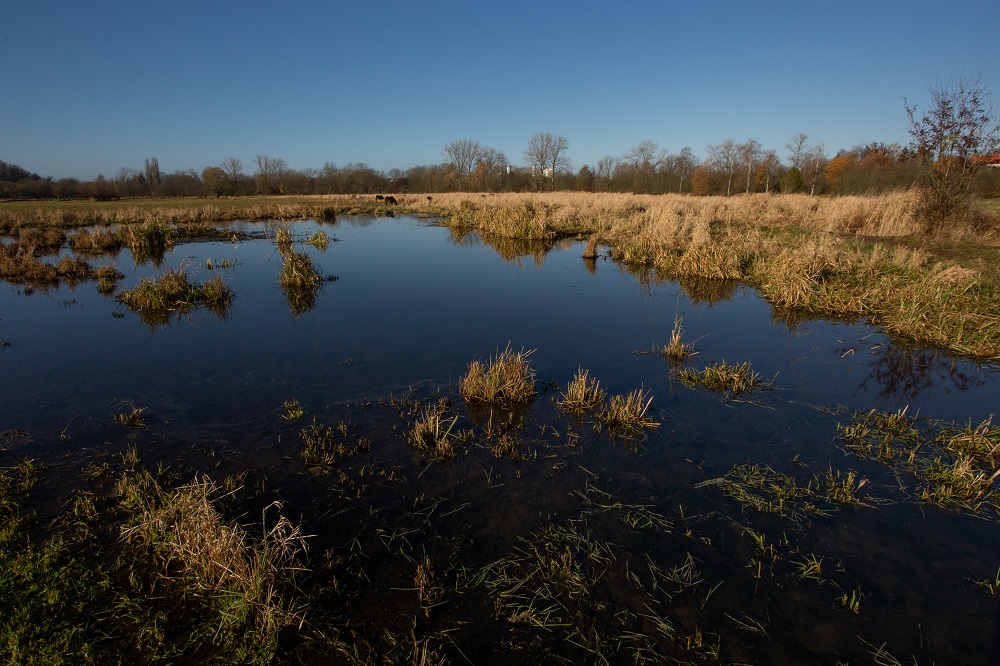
[858,342,984,402]
[676,276,737,306]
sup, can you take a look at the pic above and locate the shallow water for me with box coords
[1,215,998,663]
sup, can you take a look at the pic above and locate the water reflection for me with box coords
[856,342,985,402]
[676,276,738,306]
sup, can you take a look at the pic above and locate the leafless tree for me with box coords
[738,139,764,193]
[671,147,697,193]
[806,143,826,195]
[221,157,243,195]
[144,157,160,196]
[596,155,618,191]
[707,139,740,196]
[758,150,781,193]
[623,140,667,191]
[443,139,482,191]
[524,132,570,189]
[254,155,288,194]
[473,146,508,191]
[786,133,809,171]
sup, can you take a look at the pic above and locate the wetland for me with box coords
[1,209,999,664]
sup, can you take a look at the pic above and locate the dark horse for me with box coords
[384,195,397,205]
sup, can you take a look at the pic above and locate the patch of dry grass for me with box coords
[459,345,537,406]
[556,368,607,414]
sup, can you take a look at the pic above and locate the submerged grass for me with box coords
[838,409,1000,517]
[407,401,469,460]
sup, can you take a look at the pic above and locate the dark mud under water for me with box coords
[1,215,998,663]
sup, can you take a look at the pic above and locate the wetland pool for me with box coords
[1,214,999,664]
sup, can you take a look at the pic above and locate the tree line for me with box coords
[3,101,998,203]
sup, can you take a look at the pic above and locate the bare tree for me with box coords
[707,139,740,196]
[672,147,697,193]
[443,139,483,191]
[473,146,508,191]
[221,157,243,195]
[738,139,764,193]
[623,140,667,192]
[524,132,569,189]
[144,157,160,196]
[757,150,781,193]
[905,73,1000,230]
[786,133,809,170]
[806,143,826,195]
[254,155,287,194]
[596,155,618,191]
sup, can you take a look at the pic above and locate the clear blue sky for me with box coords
[3,0,999,180]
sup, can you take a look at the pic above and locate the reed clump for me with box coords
[556,368,607,414]
[407,402,467,460]
[116,269,233,325]
[678,360,772,398]
[459,345,537,406]
[119,221,169,264]
[278,249,323,316]
[69,226,121,255]
[601,387,659,434]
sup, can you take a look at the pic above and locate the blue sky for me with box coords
[3,0,999,180]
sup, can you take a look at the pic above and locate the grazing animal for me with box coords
[376,194,384,200]
[385,195,397,205]
[427,195,433,203]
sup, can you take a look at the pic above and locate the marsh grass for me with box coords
[119,470,308,662]
[678,360,773,398]
[117,269,233,326]
[69,227,121,255]
[601,387,660,434]
[299,418,371,468]
[279,248,323,316]
[697,463,870,520]
[663,315,697,361]
[838,409,1000,517]
[459,345,537,406]
[556,368,607,414]
[407,402,468,460]
[275,226,293,252]
[119,221,169,264]
[305,231,330,251]
[116,406,147,428]
[94,264,125,295]
[283,399,305,421]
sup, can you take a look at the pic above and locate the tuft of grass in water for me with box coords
[117,269,233,326]
[282,399,304,421]
[116,406,147,428]
[662,315,696,361]
[698,463,871,521]
[407,401,467,460]
[305,231,329,251]
[119,221,169,264]
[678,359,772,398]
[601,387,659,434]
[274,226,293,252]
[556,368,607,414]
[413,554,443,617]
[278,249,323,316]
[459,345,537,406]
[299,418,370,468]
[69,227,121,255]
[94,264,124,295]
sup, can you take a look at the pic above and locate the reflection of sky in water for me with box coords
[0,215,996,439]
